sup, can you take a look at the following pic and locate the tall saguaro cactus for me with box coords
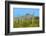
[32,9,34,25]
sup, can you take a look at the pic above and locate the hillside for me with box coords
[13,14,39,28]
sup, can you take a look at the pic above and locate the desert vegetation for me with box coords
[13,13,39,28]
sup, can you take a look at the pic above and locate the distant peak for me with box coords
[25,13,31,15]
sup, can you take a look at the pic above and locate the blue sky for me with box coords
[13,8,39,17]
